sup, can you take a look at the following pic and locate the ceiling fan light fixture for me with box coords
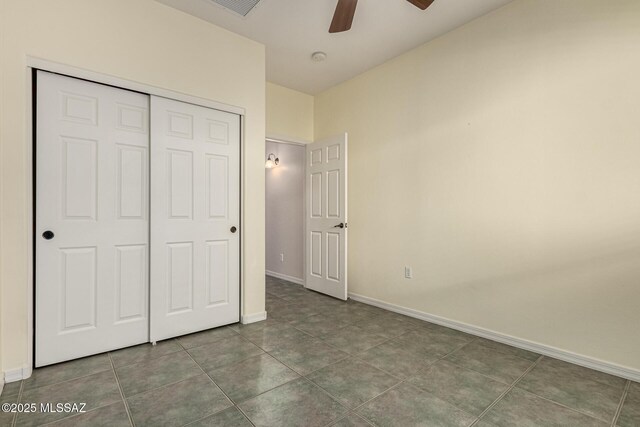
[311,51,327,62]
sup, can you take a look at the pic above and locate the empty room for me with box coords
[1,0,639,426]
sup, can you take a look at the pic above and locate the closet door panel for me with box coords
[150,96,240,341]
[36,71,149,367]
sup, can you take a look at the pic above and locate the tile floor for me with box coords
[1,275,639,426]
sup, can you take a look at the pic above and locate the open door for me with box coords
[305,133,348,300]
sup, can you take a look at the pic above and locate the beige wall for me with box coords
[0,0,265,374]
[315,0,640,370]
[266,82,314,142]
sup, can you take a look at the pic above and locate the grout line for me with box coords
[111,339,185,370]
[19,365,114,394]
[508,355,627,425]
[232,375,302,406]
[419,337,536,386]
[174,328,243,352]
[478,354,621,425]
[514,383,621,424]
[473,354,543,424]
[184,401,256,427]
[182,349,235,405]
[111,361,201,401]
[349,381,405,414]
[611,380,630,427]
[233,405,257,427]
[183,341,258,426]
[108,352,135,427]
[322,412,375,427]
[38,400,129,427]
[200,324,356,420]
[10,380,24,427]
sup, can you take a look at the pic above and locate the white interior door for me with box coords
[305,133,348,300]
[150,96,240,342]
[36,71,150,367]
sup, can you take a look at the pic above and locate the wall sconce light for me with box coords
[265,153,279,169]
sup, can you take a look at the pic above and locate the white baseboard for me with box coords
[266,271,304,286]
[3,365,32,383]
[241,311,267,324]
[349,292,640,383]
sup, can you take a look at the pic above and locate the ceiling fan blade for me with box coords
[406,0,435,10]
[329,0,358,33]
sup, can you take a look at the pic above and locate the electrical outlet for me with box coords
[280,253,284,262]
[404,266,413,279]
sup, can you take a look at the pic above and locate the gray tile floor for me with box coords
[2,275,639,426]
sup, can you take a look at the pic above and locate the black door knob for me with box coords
[230,226,237,233]
[42,230,55,240]
[333,223,345,228]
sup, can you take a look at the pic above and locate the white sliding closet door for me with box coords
[150,96,240,342]
[36,71,150,367]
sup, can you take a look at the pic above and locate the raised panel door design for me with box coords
[206,155,228,219]
[167,111,193,139]
[117,145,146,219]
[60,91,98,125]
[311,148,322,166]
[326,233,340,282]
[207,120,229,144]
[311,172,322,218]
[327,170,340,218]
[60,247,97,332]
[310,231,322,277]
[37,71,149,367]
[206,240,229,306]
[167,150,193,219]
[62,137,97,220]
[327,144,340,162]
[115,244,147,323]
[117,103,148,133]
[151,96,240,342]
[167,242,194,314]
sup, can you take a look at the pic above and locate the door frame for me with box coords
[26,57,247,374]
[265,136,308,287]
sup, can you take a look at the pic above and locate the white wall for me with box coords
[315,0,640,372]
[265,141,305,282]
[0,0,265,376]
[266,82,314,142]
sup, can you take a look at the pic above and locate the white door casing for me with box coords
[305,133,348,300]
[36,71,150,366]
[150,96,240,342]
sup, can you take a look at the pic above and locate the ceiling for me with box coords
[156,0,515,94]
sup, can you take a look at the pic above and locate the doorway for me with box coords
[265,134,349,300]
[265,139,306,285]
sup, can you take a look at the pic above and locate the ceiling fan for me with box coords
[329,0,435,33]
